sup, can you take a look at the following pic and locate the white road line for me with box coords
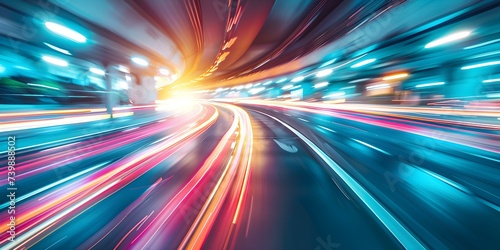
[469,153,500,163]
[255,111,425,250]
[352,139,391,155]
[318,125,337,133]
[45,236,67,250]
[245,195,254,237]
[123,127,139,132]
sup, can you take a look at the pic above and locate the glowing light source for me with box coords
[464,38,500,50]
[415,82,445,88]
[117,65,130,73]
[42,55,68,67]
[276,78,288,83]
[282,85,294,90]
[366,83,390,90]
[316,69,333,78]
[320,58,337,67]
[118,81,129,89]
[44,22,86,43]
[461,61,500,70]
[131,57,149,67]
[263,80,273,85]
[314,82,329,88]
[43,43,71,55]
[89,67,105,75]
[291,76,304,82]
[483,78,500,83]
[324,91,345,98]
[425,31,471,48]
[383,73,408,81]
[248,87,266,95]
[349,78,371,83]
[27,83,59,90]
[351,58,376,68]
[159,68,170,75]
[340,86,355,90]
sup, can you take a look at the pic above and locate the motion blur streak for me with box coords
[2,0,500,249]
[179,104,253,250]
[1,106,219,249]
[241,100,500,153]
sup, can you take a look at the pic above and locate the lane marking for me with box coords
[245,195,254,237]
[273,139,298,153]
[255,111,425,250]
[319,125,337,133]
[352,139,391,155]
[44,236,67,250]
[468,153,500,163]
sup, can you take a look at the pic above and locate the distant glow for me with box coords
[159,68,170,75]
[464,38,500,50]
[282,85,294,90]
[245,84,253,89]
[366,83,390,90]
[0,65,4,73]
[248,87,266,95]
[323,91,345,98]
[42,55,68,67]
[425,31,471,48]
[125,75,131,81]
[314,82,329,88]
[89,67,105,75]
[263,80,273,85]
[44,22,86,43]
[27,83,59,90]
[131,57,149,67]
[321,58,337,67]
[43,43,71,55]
[117,65,130,73]
[383,73,408,81]
[236,86,244,90]
[276,78,288,83]
[349,78,371,83]
[291,76,304,82]
[416,82,445,88]
[483,78,500,83]
[461,61,500,70]
[316,69,333,78]
[351,58,376,68]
